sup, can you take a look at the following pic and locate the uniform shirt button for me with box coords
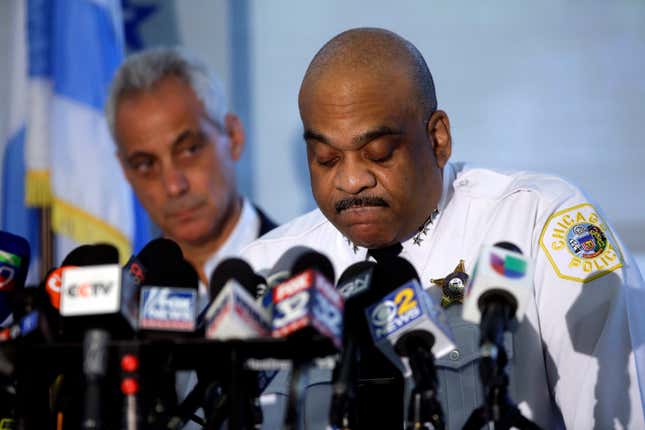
[449,349,461,361]
[458,179,469,187]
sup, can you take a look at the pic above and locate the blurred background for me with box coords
[1,0,644,280]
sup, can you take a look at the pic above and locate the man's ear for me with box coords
[426,110,452,168]
[224,113,245,161]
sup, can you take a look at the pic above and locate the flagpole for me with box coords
[40,206,53,277]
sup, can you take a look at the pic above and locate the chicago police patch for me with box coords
[539,203,623,283]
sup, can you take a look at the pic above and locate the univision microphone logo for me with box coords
[490,252,527,279]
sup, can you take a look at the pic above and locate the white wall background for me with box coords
[239,1,645,257]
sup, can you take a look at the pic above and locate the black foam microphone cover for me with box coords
[208,257,261,299]
[337,261,375,286]
[135,238,198,289]
[291,250,335,282]
[493,241,523,255]
[61,243,119,266]
[368,256,420,298]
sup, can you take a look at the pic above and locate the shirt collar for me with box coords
[352,163,457,259]
[200,198,260,295]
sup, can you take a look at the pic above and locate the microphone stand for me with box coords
[395,331,444,430]
[82,329,110,430]
[284,358,312,430]
[463,302,541,430]
[329,340,359,430]
[203,344,262,430]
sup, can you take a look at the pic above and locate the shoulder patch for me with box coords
[539,203,623,283]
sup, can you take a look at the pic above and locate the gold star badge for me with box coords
[430,260,468,308]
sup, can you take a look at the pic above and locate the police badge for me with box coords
[431,259,468,308]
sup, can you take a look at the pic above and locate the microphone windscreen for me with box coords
[337,261,375,286]
[336,261,376,299]
[134,238,197,289]
[291,251,335,282]
[61,243,119,266]
[135,238,184,268]
[265,246,316,287]
[493,241,523,255]
[0,231,31,322]
[0,230,31,270]
[370,257,420,297]
[209,258,259,298]
[145,258,198,289]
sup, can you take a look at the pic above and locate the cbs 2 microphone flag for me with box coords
[2,0,150,268]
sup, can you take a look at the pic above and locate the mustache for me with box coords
[335,196,388,213]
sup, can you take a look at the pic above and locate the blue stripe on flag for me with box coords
[27,0,53,78]
[1,128,41,262]
[51,0,123,110]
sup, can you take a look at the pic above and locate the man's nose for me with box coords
[162,165,189,197]
[333,157,376,195]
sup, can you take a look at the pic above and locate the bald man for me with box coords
[243,28,645,429]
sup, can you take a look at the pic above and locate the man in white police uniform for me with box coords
[242,28,645,429]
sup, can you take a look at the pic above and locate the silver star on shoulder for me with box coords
[345,237,359,254]
[412,208,439,247]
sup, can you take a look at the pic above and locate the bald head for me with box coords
[299,28,437,120]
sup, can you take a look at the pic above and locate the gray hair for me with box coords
[105,46,227,138]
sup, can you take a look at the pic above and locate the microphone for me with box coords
[328,261,376,429]
[336,260,376,299]
[56,243,121,430]
[202,258,270,340]
[461,242,534,344]
[62,243,119,267]
[0,231,31,326]
[133,242,199,429]
[271,250,343,430]
[331,258,415,430]
[271,250,341,349]
[259,246,317,310]
[394,331,446,430]
[363,257,454,430]
[137,256,199,334]
[264,246,317,288]
[58,243,126,338]
[121,237,188,330]
[461,242,539,430]
[4,286,58,344]
[174,258,268,430]
[365,263,455,375]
